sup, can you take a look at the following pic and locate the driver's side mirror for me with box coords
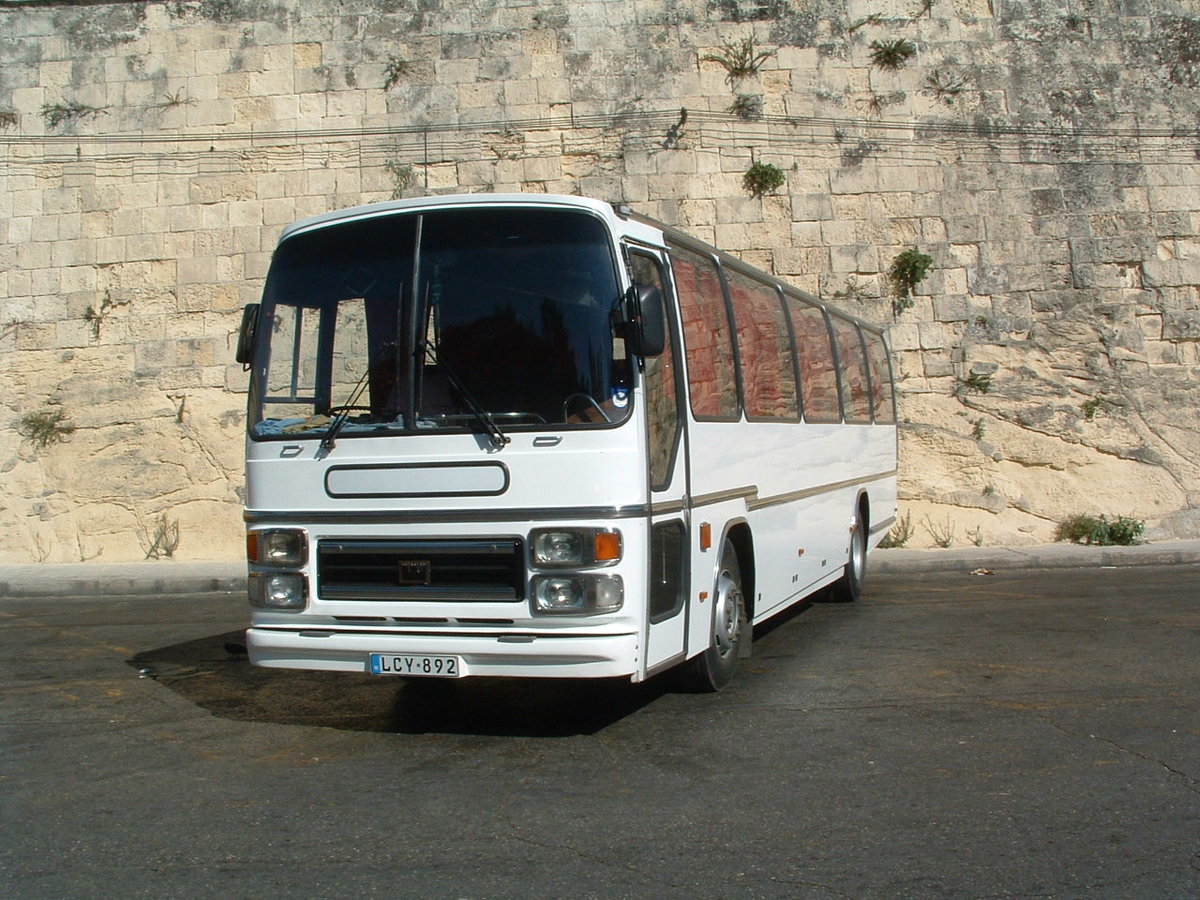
[235,304,261,367]
[626,284,666,358]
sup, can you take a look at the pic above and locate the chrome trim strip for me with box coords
[687,470,897,512]
[870,515,897,536]
[245,504,650,525]
[644,650,687,678]
[690,486,757,508]
[747,471,897,511]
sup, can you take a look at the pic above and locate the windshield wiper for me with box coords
[317,342,395,458]
[418,340,510,450]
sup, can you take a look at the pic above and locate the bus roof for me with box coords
[275,193,889,336]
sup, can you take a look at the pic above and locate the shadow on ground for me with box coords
[128,630,673,737]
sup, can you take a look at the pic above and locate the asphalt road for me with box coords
[2,565,1198,899]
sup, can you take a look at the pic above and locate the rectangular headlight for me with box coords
[248,572,307,610]
[529,528,621,567]
[532,574,623,615]
[247,528,308,567]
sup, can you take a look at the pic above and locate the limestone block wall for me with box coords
[1,0,1198,561]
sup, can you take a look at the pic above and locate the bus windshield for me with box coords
[249,206,631,442]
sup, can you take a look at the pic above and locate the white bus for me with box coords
[237,193,897,691]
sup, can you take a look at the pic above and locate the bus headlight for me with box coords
[247,528,308,567]
[530,528,621,567]
[532,574,623,615]
[248,572,308,610]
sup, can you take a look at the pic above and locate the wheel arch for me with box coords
[854,489,871,539]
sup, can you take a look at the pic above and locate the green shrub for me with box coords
[888,248,933,316]
[1055,514,1145,546]
[742,161,785,198]
[878,512,914,548]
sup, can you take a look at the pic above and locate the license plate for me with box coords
[369,653,461,678]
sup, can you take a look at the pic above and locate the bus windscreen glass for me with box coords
[249,207,630,440]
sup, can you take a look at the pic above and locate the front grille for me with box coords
[318,538,525,602]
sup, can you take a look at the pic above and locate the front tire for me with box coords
[677,544,746,692]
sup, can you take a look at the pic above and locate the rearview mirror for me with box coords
[626,284,666,358]
[235,304,261,367]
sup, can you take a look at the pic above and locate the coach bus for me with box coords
[236,193,897,691]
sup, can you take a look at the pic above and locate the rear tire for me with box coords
[676,544,746,692]
[827,517,866,604]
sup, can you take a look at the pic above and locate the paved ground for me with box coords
[2,561,1198,899]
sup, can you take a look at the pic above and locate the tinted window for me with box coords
[862,329,896,424]
[786,296,840,423]
[726,268,798,420]
[670,243,738,420]
[631,251,681,490]
[830,316,872,424]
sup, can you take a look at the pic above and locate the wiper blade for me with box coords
[317,342,395,458]
[419,340,510,450]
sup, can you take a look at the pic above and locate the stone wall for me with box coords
[1,0,1198,562]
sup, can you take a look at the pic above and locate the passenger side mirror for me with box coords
[235,304,261,367]
[626,284,666,358]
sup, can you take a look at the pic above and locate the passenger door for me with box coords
[628,248,690,676]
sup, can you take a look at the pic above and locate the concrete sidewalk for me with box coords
[2,540,1199,599]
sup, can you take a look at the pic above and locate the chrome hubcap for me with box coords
[852,526,865,581]
[713,569,742,659]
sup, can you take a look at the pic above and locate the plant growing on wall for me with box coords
[1081,396,1108,420]
[703,39,776,85]
[925,68,966,103]
[960,372,992,395]
[887,248,932,316]
[728,94,762,120]
[84,291,129,341]
[150,88,196,110]
[382,55,412,92]
[41,100,107,129]
[18,408,76,449]
[384,159,415,199]
[869,38,917,70]
[742,161,785,198]
[0,110,17,130]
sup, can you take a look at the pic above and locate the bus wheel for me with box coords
[827,517,866,604]
[678,544,745,692]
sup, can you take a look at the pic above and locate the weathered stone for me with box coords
[1,0,1198,558]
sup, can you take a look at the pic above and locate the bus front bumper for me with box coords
[246,627,642,680]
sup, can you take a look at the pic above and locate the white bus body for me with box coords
[240,194,897,690]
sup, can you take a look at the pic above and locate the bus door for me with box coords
[629,248,689,675]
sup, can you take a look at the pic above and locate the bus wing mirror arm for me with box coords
[625,284,666,358]
[235,303,261,369]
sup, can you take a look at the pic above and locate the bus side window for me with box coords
[831,315,873,424]
[725,268,798,420]
[786,296,841,423]
[862,329,897,425]
[668,243,738,420]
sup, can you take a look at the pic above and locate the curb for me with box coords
[871,540,1200,575]
[0,562,245,600]
[2,542,1199,599]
